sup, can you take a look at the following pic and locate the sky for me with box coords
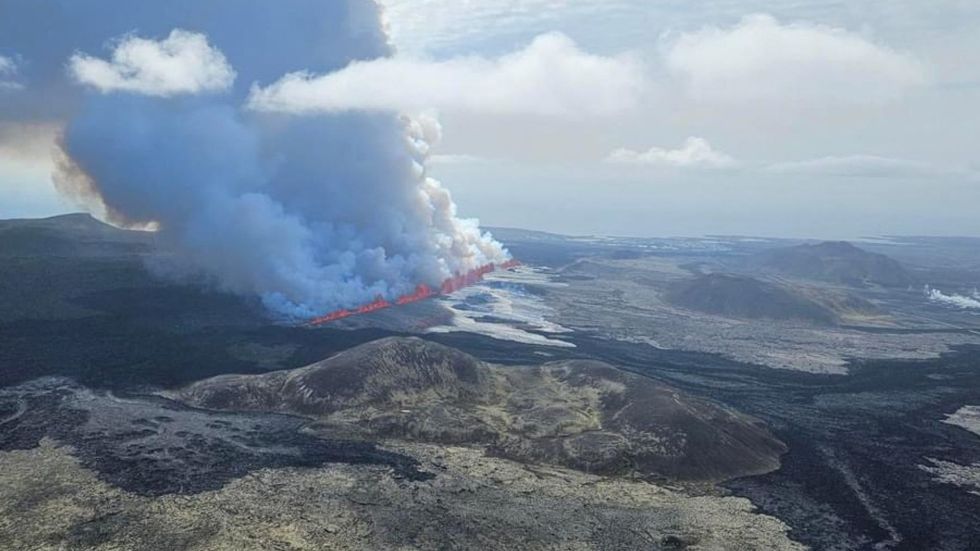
[2,0,979,238]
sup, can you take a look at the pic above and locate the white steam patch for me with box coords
[247,32,643,118]
[925,286,980,310]
[427,267,574,348]
[69,30,236,96]
[606,137,735,168]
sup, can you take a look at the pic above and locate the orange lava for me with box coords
[309,260,521,327]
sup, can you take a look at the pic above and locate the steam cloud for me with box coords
[925,286,980,310]
[2,0,508,318]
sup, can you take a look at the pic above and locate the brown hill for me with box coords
[760,241,914,288]
[176,337,786,482]
[666,273,839,325]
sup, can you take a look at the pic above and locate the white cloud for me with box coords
[69,29,236,96]
[766,155,973,178]
[379,0,642,54]
[0,55,22,90]
[606,137,735,168]
[664,14,927,104]
[0,56,14,75]
[247,32,644,118]
[429,154,491,165]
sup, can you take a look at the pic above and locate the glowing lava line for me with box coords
[309,260,522,326]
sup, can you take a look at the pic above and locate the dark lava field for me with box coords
[3,216,980,549]
[4,303,980,549]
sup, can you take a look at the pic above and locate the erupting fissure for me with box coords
[309,260,522,326]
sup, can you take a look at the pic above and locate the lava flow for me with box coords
[309,260,521,326]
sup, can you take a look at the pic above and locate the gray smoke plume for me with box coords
[0,0,507,318]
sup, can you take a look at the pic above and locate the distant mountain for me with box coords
[0,214,248,326]
[176,337,786,482]
[666,273,838,325]
[0,213,152,257]
[760,241,914,287]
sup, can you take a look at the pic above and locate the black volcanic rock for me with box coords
[0,378,431,497]
[177,337,787,482]
[760,241,914,287]
[666,273,838,325]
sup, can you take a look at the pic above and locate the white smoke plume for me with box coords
[1,0,508,319]
[925,286,980,310]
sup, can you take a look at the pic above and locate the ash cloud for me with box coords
[1,0,507,318]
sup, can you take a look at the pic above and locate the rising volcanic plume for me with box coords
[0,0,508,318]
